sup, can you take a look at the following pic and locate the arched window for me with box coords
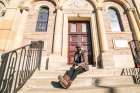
[108,7,124,32]
[36,6,49,32]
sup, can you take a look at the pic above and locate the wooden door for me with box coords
[68,21,93,65]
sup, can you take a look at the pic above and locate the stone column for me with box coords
[132,0,140,20]
[96,7,108,52]
[53,8,63,55]
[4,7,19,51]
[14,10,29,48]
[127,8,140,41]
[91,13,100,66]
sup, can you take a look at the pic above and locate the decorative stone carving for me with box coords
[62,0,94,10]
[126,7,136,12]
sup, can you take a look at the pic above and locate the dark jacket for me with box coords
[73,50,89,71]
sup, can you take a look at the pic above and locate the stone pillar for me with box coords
[53,8,63,55]
[96,7,108,52]
[91,14,100,66]
[3,7,19,51]
[96,7,114,68]
[132,0,140,20]
[127,8,140,41]
[14,10,29,48]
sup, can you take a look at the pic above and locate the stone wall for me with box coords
[22,0,56,55]
[0,0,140,70]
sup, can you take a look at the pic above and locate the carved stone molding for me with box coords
[55,6,63,11]
[62,0,94,10]
[125,7,136,12]
[96,7,103,10]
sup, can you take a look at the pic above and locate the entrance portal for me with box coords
[68,21,93,65]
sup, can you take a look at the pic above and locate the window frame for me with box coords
[0,2,6,17]
[108,7,124,32]
[36,6,49,32]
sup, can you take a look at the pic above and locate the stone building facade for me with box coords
[0,0,140,70]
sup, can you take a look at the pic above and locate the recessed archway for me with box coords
[103,0,132,9]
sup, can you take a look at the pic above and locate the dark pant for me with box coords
[67,66,85,81]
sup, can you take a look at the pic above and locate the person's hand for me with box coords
[78,63,83,67]
[72,63,76,68]
[78,62,86,67]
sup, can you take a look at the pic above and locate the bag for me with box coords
[58,67,75,89]
[58,69,73,89]
[58,74,72,89]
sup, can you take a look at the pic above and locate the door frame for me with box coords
[62,14,100,66]
[68,20,94,65]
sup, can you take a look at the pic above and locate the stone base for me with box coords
[102,52,114,68]
[102,52,135,68]
[113,54,135,68]
[39,56,49,70]
[40,51,135,70]
[48,54,70,71]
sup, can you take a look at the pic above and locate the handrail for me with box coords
[121,68,140,84]
[0,41,44,93]
[129,40,140,67]
[128,40,140,84]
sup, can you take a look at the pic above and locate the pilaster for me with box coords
[53,8,63,55]
[14,10,29,48]
[126,8,140,41]
[96,7,108,52]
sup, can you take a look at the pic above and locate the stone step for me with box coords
[48,55,68,70]
[32,70,92,78]
[18,86,109,93]
[48,65,94,71]
[18,85,140,93]
[22,77,93,89]
[20,76,134,91]
[17,68,140,93]
[93,76,134,86]
[33,68,124,78]
[35,68,140,77]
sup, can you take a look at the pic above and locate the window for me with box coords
[70,23,77,32]
[82,23,87,32]
[108,8,123,32]
[36,7,49,32]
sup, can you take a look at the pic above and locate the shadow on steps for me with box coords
[94,78,116,93]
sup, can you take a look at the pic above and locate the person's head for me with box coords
[76,45,81,52]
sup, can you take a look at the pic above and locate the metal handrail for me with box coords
[121,68,140,84]
[129,40,140,67]
[0,41,44,93]
[129,40,140,84]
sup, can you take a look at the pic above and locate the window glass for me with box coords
[36,7,49,32]
[70,23,77,32]
[82,23,87,32]
[108,8,122,32]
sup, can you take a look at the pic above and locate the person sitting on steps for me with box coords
[71,45,89,80]
[58,46,89,89]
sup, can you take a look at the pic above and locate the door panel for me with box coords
[68,21,93,64]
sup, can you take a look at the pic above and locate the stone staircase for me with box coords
[18,66,140,93]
